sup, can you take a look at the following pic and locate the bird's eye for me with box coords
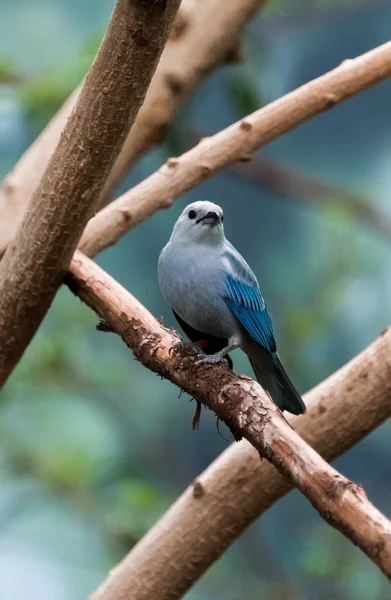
[221,215,224,222]
[188,210,197,220]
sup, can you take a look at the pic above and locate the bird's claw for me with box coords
[195,354,228,367]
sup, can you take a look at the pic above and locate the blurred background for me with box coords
[1,0,391,598]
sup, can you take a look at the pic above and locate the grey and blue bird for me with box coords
[158,201,305,415]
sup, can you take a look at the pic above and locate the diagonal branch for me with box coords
[0,0,181,385]
[77,40,391,258]
[112,322,391,599]
[185,129,391,240]
[101,0,267,202]
[65,251,391,595]
[1,42,390,262]
[0,0,267,255]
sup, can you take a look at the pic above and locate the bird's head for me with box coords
[171,201,224,245]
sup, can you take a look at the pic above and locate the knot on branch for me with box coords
[130,27,149,48]
[97,319,114,333]
[324,475,365,501]
[170,12,189,41]
[166,157,179,168]
[323,93,339,109]
[225,41,243,64]
[120,209,132,223]
[240,120,252,131]
[198,164,212,179]
[192,480,205,498]
[165,73,184,95]
[239,154,252,163]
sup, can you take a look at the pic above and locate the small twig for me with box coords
[192,400,202,430]
[96,319,115,333]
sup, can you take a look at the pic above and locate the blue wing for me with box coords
[222,244,276,353]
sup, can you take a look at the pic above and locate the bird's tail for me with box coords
[249,352,306,415]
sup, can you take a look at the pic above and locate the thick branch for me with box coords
[79,40,391,258]
[90,327,391,600]
[65,251,391,595]
[115,325,391,600]
[0,0,266,255]
[101,0,267,202]
[0,0,180,385]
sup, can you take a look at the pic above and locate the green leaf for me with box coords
[228,74,261,117]
[20,30,104,127]
[0,56,24,85]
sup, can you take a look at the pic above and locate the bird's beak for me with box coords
[197,211,220,225]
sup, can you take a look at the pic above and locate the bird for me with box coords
[158,200,305,416]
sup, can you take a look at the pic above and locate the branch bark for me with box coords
[0,0,266,255]
[64,251,391,597]
[182,129,391,240]
[77,40,391,258]
[112,320,391,600]
[101,0,267,202]
[0,0,180,385]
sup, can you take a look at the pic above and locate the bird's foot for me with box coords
[195,353,229,367]
[195,339,238,367]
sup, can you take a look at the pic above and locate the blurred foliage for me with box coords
[19,32,103,130]
[227,73,261,117]
[1,290,173,576]
[300,525,390,599]
[264,0,376,15]
[0,56,24,85]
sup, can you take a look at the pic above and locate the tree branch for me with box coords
[77,40,391,258]
[114,319,391,599]
[0,0,267,255]
[1,5,388,596]
[65,251,391,596]
[101,0,267,202]
[183,128,391,239]
[0,0,180,385]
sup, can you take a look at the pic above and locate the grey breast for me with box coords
[158,242,238,339]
